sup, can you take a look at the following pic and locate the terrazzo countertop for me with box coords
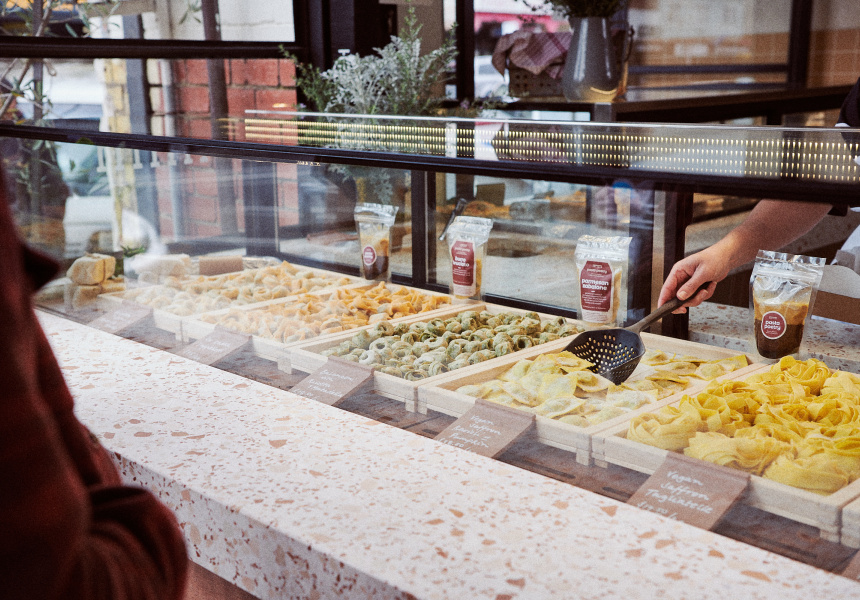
[39,310,860,599]
[689,303,860,373]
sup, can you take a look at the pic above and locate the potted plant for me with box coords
[517,0,630,102]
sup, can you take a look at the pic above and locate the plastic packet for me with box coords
[354,203,398,281]
[750,250,824,359]
[446,216,493,300]
[574,235,632,326]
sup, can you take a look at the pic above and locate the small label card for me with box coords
[290,357,374,406]
[434,399,535,458]
[176,327,251,365]
[89,301,153,334]
[841,551,860,581]
[627,453,749,530]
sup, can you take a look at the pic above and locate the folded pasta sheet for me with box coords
[457,349,749,428]
[627,356,860,495]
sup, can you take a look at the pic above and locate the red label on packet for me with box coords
[451,240,475,288]
[362,245,377,266]
[580,260,612,312]
[760,311,787,339]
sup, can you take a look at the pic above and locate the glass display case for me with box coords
[4,114,860,577]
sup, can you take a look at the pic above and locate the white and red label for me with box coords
[362,245,377,266]
[580,260,613,316]
[760,311,787,340]
[451,240,476,296]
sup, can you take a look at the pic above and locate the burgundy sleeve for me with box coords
[0,166,187,600]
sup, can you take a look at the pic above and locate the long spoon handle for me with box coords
[626,281,713,335]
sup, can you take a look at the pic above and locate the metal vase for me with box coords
[561,17,622,102]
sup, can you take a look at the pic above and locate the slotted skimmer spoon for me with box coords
[564,282,711,385]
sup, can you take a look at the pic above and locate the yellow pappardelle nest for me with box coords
[627,356,860,495]
[456,349,748,428]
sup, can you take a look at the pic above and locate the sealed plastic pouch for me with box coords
[354,203,398,281]
[574,235,632,326]
[446,216,493,300]
[750,250,824,359]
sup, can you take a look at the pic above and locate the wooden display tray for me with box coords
[420,332,757,466]
[593,363,860,543]
[837,496,860,548]
[288,303,585,413]
[180,283,456,369]
[96,264,362,340]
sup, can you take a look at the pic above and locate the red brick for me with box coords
[246,59,280,87]
[255,87,297,111]
[187,193,219,223]
[279,59,296,87]
[235,198,245,230]
[192,167,220,198]
[185,59,212,85]
[187,117,213,139]
[229,59,248,85]
[227,86,257,117]
[178,85,210,114]
[191,222,224,237]
[159,217,174,238]
[278,179,299,210]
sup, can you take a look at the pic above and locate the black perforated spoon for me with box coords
[564,282,711,385]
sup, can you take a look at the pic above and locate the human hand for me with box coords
[658,245,732,314]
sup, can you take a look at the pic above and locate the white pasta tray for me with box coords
[288,302,586,413]
[96,263,361,339]
[593,362,860,543]
[840,497,860,547]
[419,333,757,466]
[180,282,457,368]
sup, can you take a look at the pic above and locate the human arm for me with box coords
[658,199,833,312]
[0,164,187,600]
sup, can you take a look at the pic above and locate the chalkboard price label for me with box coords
[291,357,374,405]
[177,327,251,365]
[435,399,535,458]
[90,301,152,334]
[628,453,749,530]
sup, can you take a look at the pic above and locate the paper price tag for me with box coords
[89,301,152,334]
[627,453,749,530]
[434,399,535,458]
[290,357,374,406]
[176,327,251,365]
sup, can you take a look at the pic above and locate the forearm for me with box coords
[717,200,832,271]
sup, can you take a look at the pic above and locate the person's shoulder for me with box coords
[837,76,860,127]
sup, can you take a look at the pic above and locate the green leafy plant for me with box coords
[285,5,457,116]
[518,0,624,19]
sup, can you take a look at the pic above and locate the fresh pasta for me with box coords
[457,349,748,427]
[117,261,355,315]
[627,356,860,495]
[199,282,450,343]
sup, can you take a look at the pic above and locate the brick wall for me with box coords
[147,57,299,242]
[629,28,860,89]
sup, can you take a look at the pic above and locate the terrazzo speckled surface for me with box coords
[690,303,860,373]
[39,310,860,599]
